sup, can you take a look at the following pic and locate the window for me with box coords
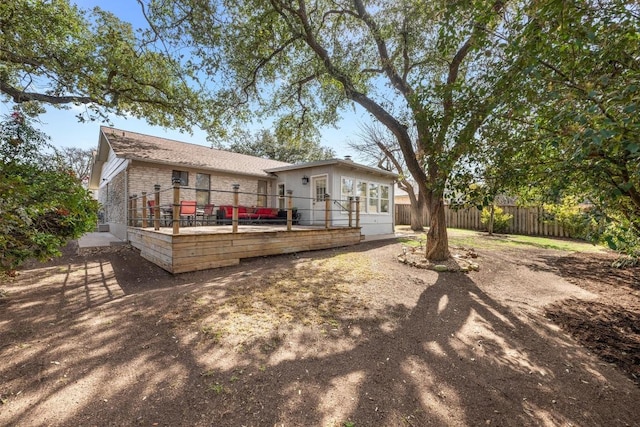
[196,173,210,207]
[340,177,354,211]
[368,183,379,213]
[357,181,367,211]
[172,170,188,186]
[315,177,327,202]
[354,180,391,214]
[257,180,267,207]
[278,183,285,210]
[380,184,390,213]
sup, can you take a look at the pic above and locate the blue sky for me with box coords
[1,0,367,159]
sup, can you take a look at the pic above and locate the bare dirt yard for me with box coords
[1,229,639,426]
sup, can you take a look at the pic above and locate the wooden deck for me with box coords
[128,225,362,274]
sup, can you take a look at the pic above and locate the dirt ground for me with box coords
[1,232,639,426]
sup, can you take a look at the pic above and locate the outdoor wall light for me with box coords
[301,175,309,185]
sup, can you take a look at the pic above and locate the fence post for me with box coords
[355,196,360,228]
[324,193,330,228]
[172,177,181,235]
[132,194,138,227]
[348,196,353,227]
[232,183,239,233]
[286,189,293,231]
[154,184,161,230]
[141,192,148,228]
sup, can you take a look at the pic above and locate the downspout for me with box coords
[124,164,129,242]
[392,180,396,232]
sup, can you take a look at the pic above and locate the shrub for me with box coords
[542,196,590,238]
[545,196,639,258]
[0,113,98,273]
[481,205,512,234]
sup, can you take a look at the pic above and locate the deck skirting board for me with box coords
[128,227,361,273]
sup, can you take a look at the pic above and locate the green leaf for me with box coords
[626,143,639,153]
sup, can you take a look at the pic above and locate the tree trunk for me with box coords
[402,181,424,231]
[488,204,495,236]
[409,202,424,231]
[425,194,450,261]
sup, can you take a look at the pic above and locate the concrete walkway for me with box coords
[78,232,126,249]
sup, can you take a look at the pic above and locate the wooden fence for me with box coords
[394,204,571,238]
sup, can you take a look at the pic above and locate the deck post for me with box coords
[141,192,148,228]
[348,196,353,227]
[232,183,240,233]
[127,196,132,226]
[286,189,293,231]
[132,195,138,227]
[355,196,360,228]
[324,193,330,228]
[172,178,181,235]
[154,184,161,230]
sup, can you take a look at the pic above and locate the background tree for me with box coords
[349,123,427,232]
[144,0,529,260]
[0,0,210,130]
[56,147,95,186]
[227,126,335,163]
[0,112,98,273]
[494,0,640,255]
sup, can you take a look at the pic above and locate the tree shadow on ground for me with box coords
[2,242,639,426]
[200,271,637,426]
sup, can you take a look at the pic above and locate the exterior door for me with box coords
[311,175,328,225]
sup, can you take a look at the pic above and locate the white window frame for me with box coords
[355,179,391,215]
[356,180,368,212]
[380,184,390,213]
[340,176,355,213]
[368,183,379,213]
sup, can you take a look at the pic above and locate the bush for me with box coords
[0,112,98,273]
[545,196,639,258]
[481,205,513,234]
[542,196,590,238]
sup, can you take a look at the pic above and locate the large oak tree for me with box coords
[145,0,527,260]
[0,0,207,129]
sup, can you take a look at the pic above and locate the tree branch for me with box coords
[0,80,97,105]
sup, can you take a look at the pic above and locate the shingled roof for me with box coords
[100,126,291,178]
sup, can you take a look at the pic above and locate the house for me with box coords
[266,160,396,236]
[89,127,397,241]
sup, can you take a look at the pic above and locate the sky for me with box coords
[1,0,369,160]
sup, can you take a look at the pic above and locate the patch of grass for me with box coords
[208,382,224,394]
[211,253,378,338]
[201,369,216,377]
[259,333,283,354]
[397,236,425,248]
[200,325,225,343]
[503,234,603,252]
[326,318,340,329]
[399,227,604,253]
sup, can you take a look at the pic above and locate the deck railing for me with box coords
[127,181,361,234]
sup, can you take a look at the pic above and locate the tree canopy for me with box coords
[227,127,335,163]
[144,0,530,260]
[56,147,95,186]
[0,112,97,273]
[478,0,640,254]
[0,0,209,130]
